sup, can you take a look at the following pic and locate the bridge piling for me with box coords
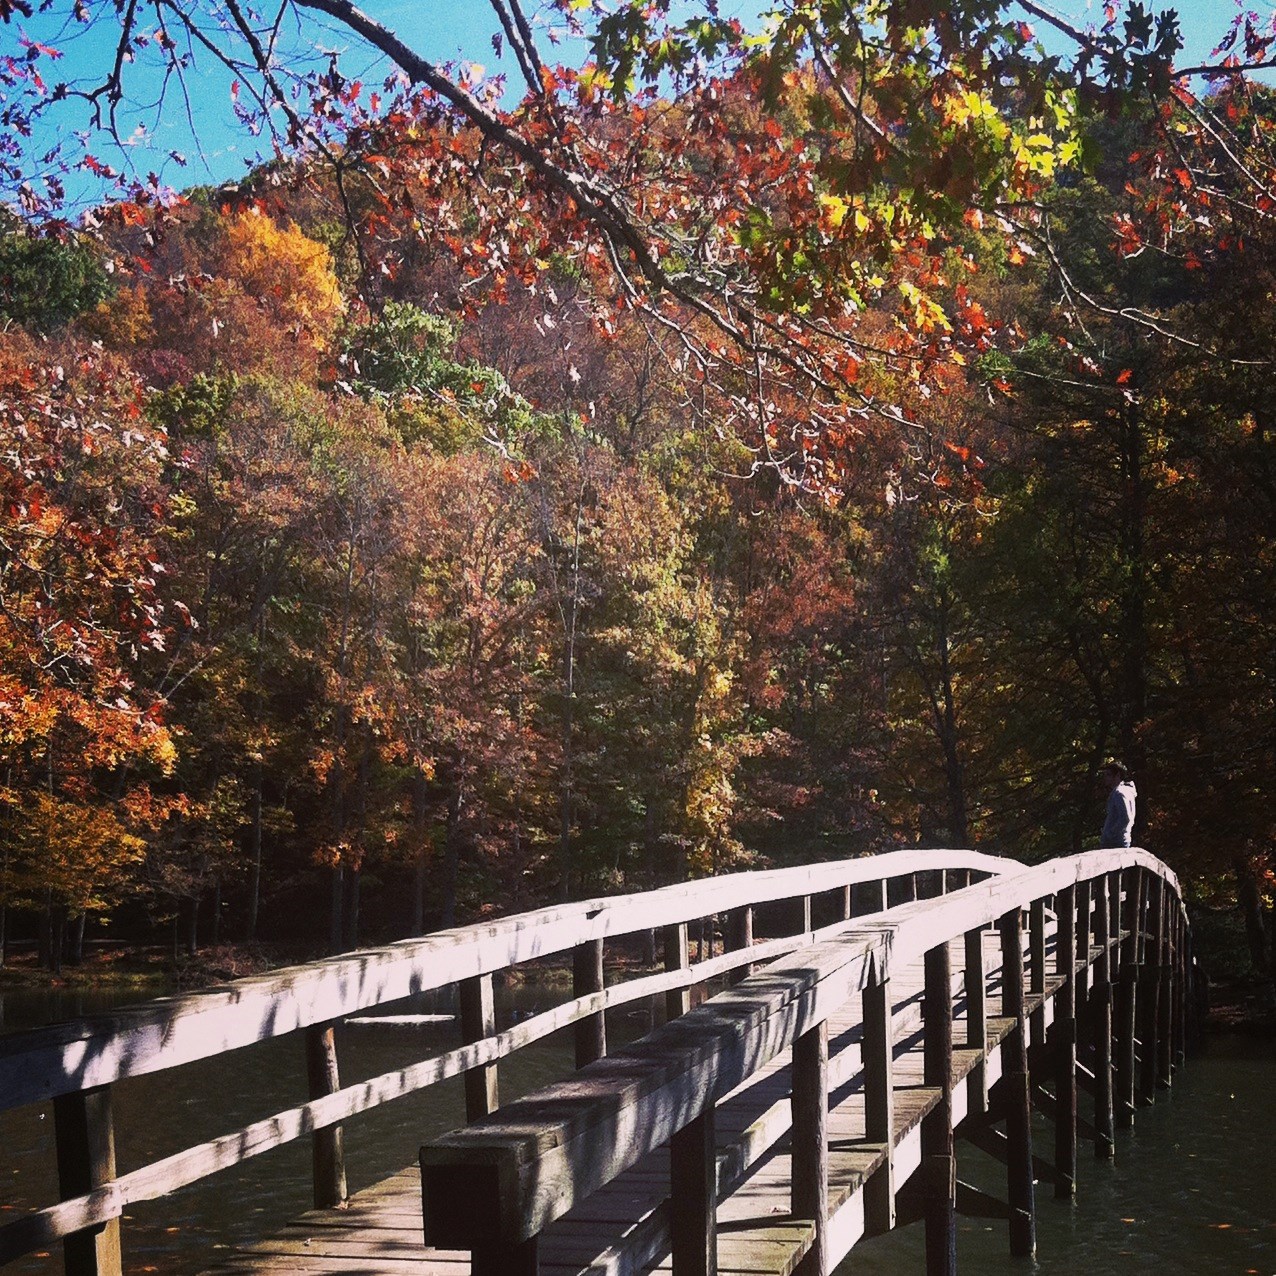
[1092,874,1116,1159]
[964,925,989,1115]
[922,942,957,1276]
[671,1106,717,1276]
[1137,876,1164,1107]
[862,973,897,1236]
[998,908,1037,1258]
[1156,886,1174,1091]
[1028,898,1048,1073]
[1052,885,1078,1199]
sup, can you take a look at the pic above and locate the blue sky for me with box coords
[4,0,1267,210]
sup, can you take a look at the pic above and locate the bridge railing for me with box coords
[0,848,1011,1274]
[419,849,1192,1276]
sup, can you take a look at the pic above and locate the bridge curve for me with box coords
[0,848,1192,1276]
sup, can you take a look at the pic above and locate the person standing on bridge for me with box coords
[1098,761,1137,848]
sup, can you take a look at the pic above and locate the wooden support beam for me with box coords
[1157,890,1174,1090]
[304,1024,347,1209]
[1075,879,1092,1005]
[791,1021,828,1276]
[1052,885,1077,1199]
[459,973,499,1122]
[664,922,691,1021]
[1029,897,1048,1069]
[574,938,607,1067]
[997,908,1036,1258]
[840,884,853,922]
[53,1086,122,1276]
[956,1181,1013,1220]
[726,906,754,985]
[1137,876,1163,1106]
[1091,876,1115,1160]
[922,942,956,1276]
[862,975,895,1237]
[962,1121,1064,1192]
[671,1107,717,1276]
[1116,965,1138,1128]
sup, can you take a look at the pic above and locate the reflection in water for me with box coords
[841,1034,1276,1275]
[3,988,1273,1276]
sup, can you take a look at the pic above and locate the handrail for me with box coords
[0,848,1011,1109]
[419,848,1191,1275]
[0,847,1013,1271]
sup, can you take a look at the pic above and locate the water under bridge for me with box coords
[0,848,1196,1276]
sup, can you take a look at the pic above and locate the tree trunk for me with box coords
[1236,858,1273,980]
[69,912,86,966]
[412,766,428,935]
[37,897,52,970]
[0,903,6,969]
[345,865,361,950]
[329,864,345,954]
[186,895,199,958]
[211,879,221,947]
[1116,401,1149,829]
[50,906,66,977]
[442,781,462,928]
[245,759,263,941]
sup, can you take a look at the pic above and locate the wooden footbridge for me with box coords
[0,848,1194,1276]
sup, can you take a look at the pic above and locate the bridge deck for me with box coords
[207,922,1094,1276]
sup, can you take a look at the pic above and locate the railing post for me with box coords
[840,883,853,922]
[874,878,888,913]
[664,922,691,1021]
[998,908,1036,1258]
[1116,868,1140,1128]
[574,937,607,1067]
[963,925,988,1114]
[53,1085,123,1276]
[862,972,896,1236]
[797,894,813,935]
[1154,883,1173,1091]
[671,1106,717,1276]
[922,941,956,1276]
[1052,884,1077,1199]
[460,973,500,1121]
[1091,874,1115,1159]
[1172,900,1188,1069]
[304,1024,348,1208]
[791,1020,829,1276]
[1137,876,1163,1107]
[727,905,754,985]
[1075,878,1092,1006]
[1029,897,1047,1069]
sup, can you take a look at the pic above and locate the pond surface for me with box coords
[841,1033,1276,1276]
[3,988,1273,1275]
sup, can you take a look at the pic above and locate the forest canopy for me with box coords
[0,1,1273,994]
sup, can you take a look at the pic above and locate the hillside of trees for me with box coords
[0,8,1272,996]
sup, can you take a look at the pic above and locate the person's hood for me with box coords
[1116,780,1137,800]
